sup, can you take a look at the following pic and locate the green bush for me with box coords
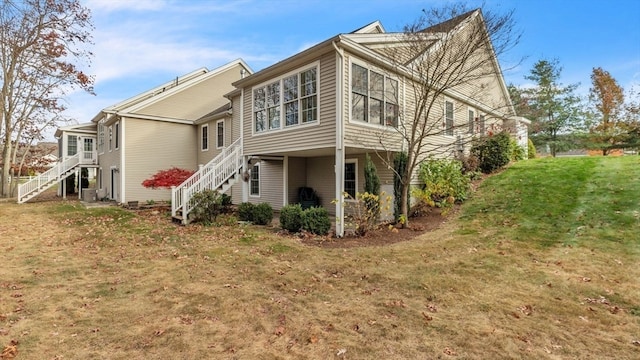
[510,138,526,161]
[237,202,255,222]
[416,158,470,214]
[253,202,273,225]
[280,204,304,232]
[527,138,537,159]
[220,193,232,208]
[303,206,331,235]
[189,189,222,226]
[471,131,512,173]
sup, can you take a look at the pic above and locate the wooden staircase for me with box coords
[171,138,243,224]
[17,152,89,203]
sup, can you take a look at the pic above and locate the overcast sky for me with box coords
[58,0,640,139]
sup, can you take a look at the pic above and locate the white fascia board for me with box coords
[125,59,253,114]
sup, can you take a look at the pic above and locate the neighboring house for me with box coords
[23,10,527,237]
[18,59,252,204]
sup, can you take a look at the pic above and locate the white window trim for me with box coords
[201,124,209,151]
[97,119,105,155]
[344,158,358,201]
[216,120,224,149]
[349,58,401,129]
[444,98,455,137]
[108,125,113,152]
[249,163,260,197]
[251,62,320,136]
[468,107,476,135]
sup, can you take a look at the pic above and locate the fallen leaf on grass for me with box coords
[308,334,319,344]
[154,329,165,336]
[632,340,640,346]
[519,305,533,316]
[336,348,347,356]
[421,312,433,322]
[443,347,457,356]
[1,340,18,359]
[274,326,285,336]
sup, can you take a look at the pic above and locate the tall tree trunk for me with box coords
[1,141,12,197]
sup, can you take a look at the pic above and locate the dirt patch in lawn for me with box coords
[300,206,459,248]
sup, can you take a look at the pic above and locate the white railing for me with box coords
[18,153,81,203]
[172,138,243,222]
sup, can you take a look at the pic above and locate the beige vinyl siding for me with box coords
[287,157,307,203]
[138,66,243,120]
[243,53,336,155]
[123,118,198,202]
[343,52,405,152]
[97,127,121,200]
[196,115,234,165]
[248,160,284,210]
[231,181,243,206]
[306,156,336,211]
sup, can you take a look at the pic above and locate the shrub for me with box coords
[471,131,512,173]
[189,189,223,226]
[415,158,470,214]
[142,167,194,189]
[237,202,255,222]
[280,204,304,232]
[528,138,537,159]
[303,206,331,235]
[343,192,384,236]
[455,153,480,174]
[510,138,526,161]
[253,202,273,225]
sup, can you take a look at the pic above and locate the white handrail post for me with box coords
[181,186,187,225]
[171,186,176,217]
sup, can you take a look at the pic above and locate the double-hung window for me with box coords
[253,66,318,133]
[216,120,224,148]
[351,63,398,127]
[250,164,260,196]
[344,160,357,198]
[479,114,486,135]
[108,126,113,151]
[67,135,77,156]
[468,109,475,134]
[115,122,120,149]
[445,100,454,136]
[201,124,209,151]
[97,120,105,154]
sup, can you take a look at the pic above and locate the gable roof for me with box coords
[94,59,252,124]
[420,9,477,33]
[235,11,515,118]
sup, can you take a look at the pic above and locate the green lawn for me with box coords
[0,156,638,359]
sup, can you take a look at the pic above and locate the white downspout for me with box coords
[333,40,345,237]
[240,88,249,203]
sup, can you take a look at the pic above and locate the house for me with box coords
[23,10,526,237]
[201,9,523,236]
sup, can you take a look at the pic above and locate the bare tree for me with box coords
[350,4,521,226]
[0,0,94,197]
